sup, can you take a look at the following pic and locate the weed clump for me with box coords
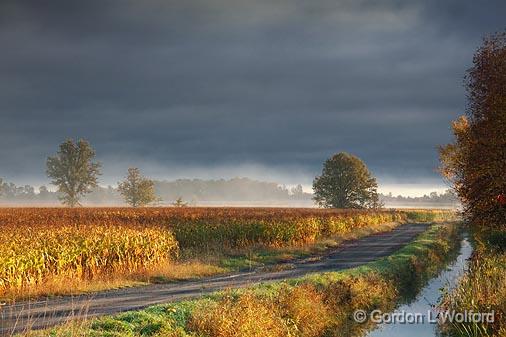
[188,293,288,337]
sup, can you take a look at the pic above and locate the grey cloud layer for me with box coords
[0,0,505,184]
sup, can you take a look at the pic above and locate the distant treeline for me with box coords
[0,177,310,205]
[379,190,459,207]
[0,177,458,207]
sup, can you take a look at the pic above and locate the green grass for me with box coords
[25,222,461,337]
[217,243,328,271]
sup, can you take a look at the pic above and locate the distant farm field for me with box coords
[0,207,456,299]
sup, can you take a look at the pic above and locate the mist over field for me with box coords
[0,176,459,209]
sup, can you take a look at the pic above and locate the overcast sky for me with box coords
[0,1,504,195]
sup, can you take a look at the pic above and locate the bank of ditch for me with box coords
[439,227,506,337]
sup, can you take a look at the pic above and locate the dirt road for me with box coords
[0,223,429,336]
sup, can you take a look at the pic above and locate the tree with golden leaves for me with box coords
[439,32,506,227]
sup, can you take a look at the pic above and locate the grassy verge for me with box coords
[439,227,506,337]
[23,222,461,337]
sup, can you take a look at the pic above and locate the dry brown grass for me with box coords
[277,284,332,337]
[4,275,145,301]
[185,276,397,337]
[346,274,397,310]
[189,292,289,337]
[135,260,227,283]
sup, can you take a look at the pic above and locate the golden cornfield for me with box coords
[0,207,456,295]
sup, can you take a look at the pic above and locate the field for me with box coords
[0,207,456,300]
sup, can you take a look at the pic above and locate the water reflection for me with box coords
[366,236,472,337]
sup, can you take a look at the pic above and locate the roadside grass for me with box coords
[440,228,506,337]
[208,220,401,272]
[141,217,439,282]
[22,222,461,337]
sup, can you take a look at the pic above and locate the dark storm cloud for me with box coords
[0,0,505,187]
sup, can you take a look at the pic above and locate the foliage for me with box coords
[46,139,101,207]
[439,31,506,228]
[437,31,506,337]
[118,167,158,207]
[313,152,380,209]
